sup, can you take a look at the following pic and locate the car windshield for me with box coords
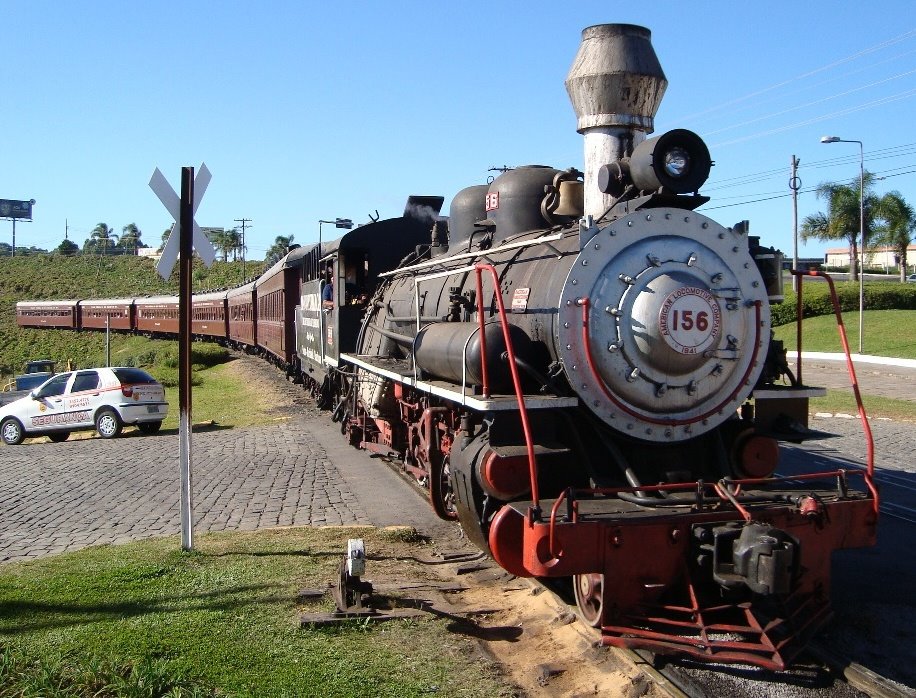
[112,368,157,384]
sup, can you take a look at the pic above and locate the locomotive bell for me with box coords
[566,24,667,218]
[553,180,584,217]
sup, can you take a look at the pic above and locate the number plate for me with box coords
[146,405,159,414]
[658,287,722,355]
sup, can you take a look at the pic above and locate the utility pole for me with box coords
[234,217,251,280]
[789,155,801,292]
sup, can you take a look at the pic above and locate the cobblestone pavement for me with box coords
[1,355,912,566]
[0,419,371,564]
[799,357,916,404]
[794,357,916,474]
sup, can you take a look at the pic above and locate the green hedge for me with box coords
[771,281,916,326]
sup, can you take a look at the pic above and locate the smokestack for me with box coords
[565,24,667,218]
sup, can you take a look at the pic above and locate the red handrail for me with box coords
[791,270,878,514]
[473,263,541,512]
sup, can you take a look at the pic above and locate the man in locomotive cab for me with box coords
[321,268,334,310]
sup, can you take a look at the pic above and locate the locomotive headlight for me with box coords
[663,147,690,178]
[629,129,712,194]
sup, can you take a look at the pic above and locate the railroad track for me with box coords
[518,575,913,698]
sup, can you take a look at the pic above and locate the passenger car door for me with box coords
[65,370,101,428]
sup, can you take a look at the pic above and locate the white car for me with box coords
[0,367,168,445]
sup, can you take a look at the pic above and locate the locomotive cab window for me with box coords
[341,249,369,305]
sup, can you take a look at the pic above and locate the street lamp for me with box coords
[317,217,353,276]
[820,135,865,354]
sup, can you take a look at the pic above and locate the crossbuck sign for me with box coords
[150,163,216,279]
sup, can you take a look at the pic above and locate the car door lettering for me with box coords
[31,410,91,427]
[65,395,92,410]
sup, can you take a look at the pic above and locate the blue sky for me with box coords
[1,1,914,263]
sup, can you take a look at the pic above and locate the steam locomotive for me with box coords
[16,24,876,670]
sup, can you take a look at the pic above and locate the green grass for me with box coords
[160,361,280,431]
[809,391,916,422]
[772,309,916,421]
[773,309,916,359]
[0,528,512,698]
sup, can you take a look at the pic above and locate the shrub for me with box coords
[771,281,916,326]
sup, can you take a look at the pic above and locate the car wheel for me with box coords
[48,432,70,443]
[95,409,122,439]
[1,418,25,445]
[138,421,162,435]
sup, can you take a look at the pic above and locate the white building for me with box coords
[824,244,916,272]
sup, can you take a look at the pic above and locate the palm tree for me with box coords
[874,191,916,281]
[801,172,879,281]
[265,234,295,265]
[160,226,173,252]
[89,222,119,255]
[225,228,243,261]
[120,223,142,254]
[204,229,226,261]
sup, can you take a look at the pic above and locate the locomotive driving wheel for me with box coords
[573,573,604,627]
[429,453,458,521]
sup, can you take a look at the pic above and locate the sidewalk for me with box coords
[790,352,916,403]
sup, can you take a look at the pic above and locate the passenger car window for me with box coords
[71,371,100,393]
[35,374,69,399]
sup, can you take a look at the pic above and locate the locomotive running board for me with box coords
[341,353,579,411]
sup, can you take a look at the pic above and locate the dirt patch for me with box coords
[426,562,661,698]
[219,353,322,421]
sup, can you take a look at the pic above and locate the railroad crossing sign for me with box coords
[150,163,217,279]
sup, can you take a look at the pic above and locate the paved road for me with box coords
[798,353,916,405]
[0,355,912,565]
[0,420,376,563]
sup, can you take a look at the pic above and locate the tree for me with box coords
[159,226,173,252]
[87,222,119,255]
[874,191,916,281]
[225,228,243,261]
[120,223,142,254]
[801,172,879,281]
[265,234,294,265]
[56,239,79,256]
[211,228,239,262]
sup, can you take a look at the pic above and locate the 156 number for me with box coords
[671,310,709,332]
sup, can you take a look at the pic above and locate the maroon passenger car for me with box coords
[16,300,80,329]
[227,281,256,349]
[191,291,229,341]
[254,252,304,369]
[79,298,135,331]
[134,296,180,335]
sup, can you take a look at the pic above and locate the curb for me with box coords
[792,352,916,370]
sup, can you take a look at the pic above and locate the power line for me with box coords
[679,29,916,124]
[703,168,916,211]
[693,47,916,127]
[702,69,916,139]
[710,87,916,148]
